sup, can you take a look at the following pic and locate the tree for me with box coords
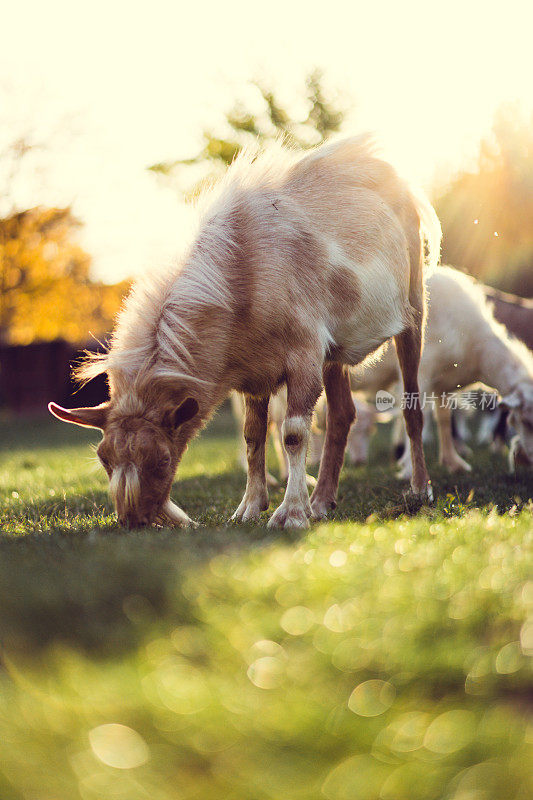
[435,104,533,296]
[0,206,128,345]
[0,93,128,347]
[149,70,348,201]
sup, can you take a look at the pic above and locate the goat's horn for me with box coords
[162,498,198,528]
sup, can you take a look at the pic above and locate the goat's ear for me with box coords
[48,402,108,429]
[499,390,522,411]
[164,397,199,430]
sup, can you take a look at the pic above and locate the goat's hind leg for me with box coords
[394,326,433,501]
[310,363,355,519]
[268,356,322,529]
[231,395,270,522]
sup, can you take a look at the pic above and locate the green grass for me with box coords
[0,407,532,800]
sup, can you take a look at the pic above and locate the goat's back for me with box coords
[485,288,533,351]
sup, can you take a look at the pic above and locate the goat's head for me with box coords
[500,382,533,467]
[48,389,199,527]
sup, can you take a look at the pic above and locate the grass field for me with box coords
[0,406,532,800]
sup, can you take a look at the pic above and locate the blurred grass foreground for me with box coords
[0,408,532,800]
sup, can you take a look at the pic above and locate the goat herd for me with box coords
[48,136,533,529]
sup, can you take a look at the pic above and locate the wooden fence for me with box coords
[0,340,109,413]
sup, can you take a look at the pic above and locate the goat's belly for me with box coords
[329,336,390,367]
[323,248,409,366]
[329,304,407,366]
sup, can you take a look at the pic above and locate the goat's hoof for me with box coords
[409,481,434,504]
[230,505,265,523]
[397,467,412,482]
[230,492,269,523]
[310,496,335,520]
[441,456,472,473]
[268,501,311,530]
[396,455,412,482]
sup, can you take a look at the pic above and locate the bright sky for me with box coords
[2,0,533,281]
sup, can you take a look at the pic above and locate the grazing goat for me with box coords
[49,136,439,528]
[350,266,533,475]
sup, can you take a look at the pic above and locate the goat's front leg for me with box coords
[435,403,472,473]
[310,363,355,519]
[268,359,322,529]
[231,395,270,523]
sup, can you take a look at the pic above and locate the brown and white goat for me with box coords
[49,136,439,528]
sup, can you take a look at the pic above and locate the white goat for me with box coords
[350,266,533,475]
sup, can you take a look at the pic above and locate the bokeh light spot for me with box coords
[495,642,523,674]
[520,620,533,656]
[329,550,347,567]
[280,606,315,636]
[247,656,284,689]
[423,710,475,754]
[89,723,149,769]
[348,680,395,717]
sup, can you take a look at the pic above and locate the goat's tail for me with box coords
[404,186,441,319]
[411,186,441,275]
